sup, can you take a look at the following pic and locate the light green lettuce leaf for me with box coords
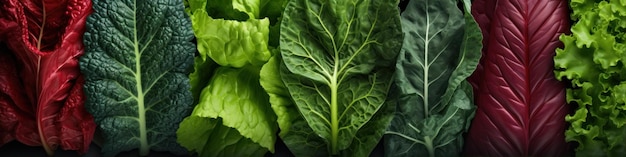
[189,10,271,67]
[177,111,269,157]
[178,0,287,156]
[189,53,217,104]
[177,66,278,156]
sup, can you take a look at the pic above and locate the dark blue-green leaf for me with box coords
[80,0,195,156]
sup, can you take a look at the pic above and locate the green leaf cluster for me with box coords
[555,0,626,156]
[176,0,288,157]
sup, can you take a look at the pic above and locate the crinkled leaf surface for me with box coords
[80,0,195,156]
[279,0,403,155]
[0,0,95,155]
[188,55,217,104]
[176,0,284,156]
[555,0,626,156]
[187,66,276,151]
[261,55,329,157]
[190,11,271,68]
[177,115,267,157]
[384,0,480,157]
[465,0,570,156]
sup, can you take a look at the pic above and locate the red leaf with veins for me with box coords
[0,46,37,147]
[0,0,95,155]
[464,0,571,156]
[59,76,95,152]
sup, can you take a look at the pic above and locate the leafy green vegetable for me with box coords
[275,0,403,155]
[176,0,287,156]
[79,0,195,156]
[191,12,271,68]
[260,55,329,156]
[384,0,481,156]
[177,117,267,156]
[555,0,626,156]
[178,66,275,157]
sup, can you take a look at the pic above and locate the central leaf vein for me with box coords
[131,0,149,155]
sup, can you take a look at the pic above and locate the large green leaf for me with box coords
[278,0,403,155]
[384,0,481,157]
[79,0,195,156]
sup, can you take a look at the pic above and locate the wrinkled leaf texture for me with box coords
[555,0,626,156]
[465,0,571,156]
[384,0,481,156]
[278,0,403,156]
[80,0,195,156]
[0,0,95,155]
[176,0,288,156]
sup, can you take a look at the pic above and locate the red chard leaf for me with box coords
[0,0,95,155]
[465,0,571,156]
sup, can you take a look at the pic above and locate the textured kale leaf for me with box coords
[80,0,195,156]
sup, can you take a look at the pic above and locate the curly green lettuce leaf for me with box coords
[384,0,480,157]
[79,0,195,156]
[178,0,287,156]
[278,0,403,155]
[177,66,277,157]
[555,0,626,156]
[189,10,271,68]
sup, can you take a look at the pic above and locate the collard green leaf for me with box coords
[80,0,195,156]
[279,0,403,155]
[384,0,481,157]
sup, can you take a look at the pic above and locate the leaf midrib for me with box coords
[312,2,381,154]
[131,0,149,155]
